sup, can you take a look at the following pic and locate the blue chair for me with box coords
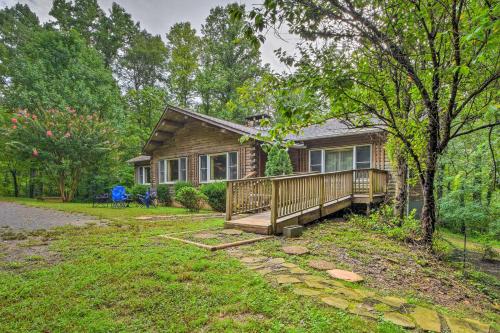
[111,185,130,208]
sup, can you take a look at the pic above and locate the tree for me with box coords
[5,108,115,202]
[1,28,122,120]
[243,0,499,244]
[119,30,168,90]
[265,145,293,177]
[166,22,200,107]
[196,3,264,118]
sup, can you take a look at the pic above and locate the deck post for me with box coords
[319,174,325,217]
[226,181,233,221]
[270,180,278,234]
[368,169,374,202]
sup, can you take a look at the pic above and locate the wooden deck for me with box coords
[224,169,388,235]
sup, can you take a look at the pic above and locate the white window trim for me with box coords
[199,151,239,183]
[309,144,372,173]
[138,166,151,185]
[158,157,188,184]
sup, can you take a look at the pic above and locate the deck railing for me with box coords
[226,169,388,231]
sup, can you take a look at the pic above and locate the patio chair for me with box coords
[111,185,130,208]
[136,189,157,208]
[92,193,110,207]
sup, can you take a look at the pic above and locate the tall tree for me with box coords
[243,0,499,244]
[1,28,122,120]
[196,3,264,117]
[119,30,168,90]
[166,22,200,107]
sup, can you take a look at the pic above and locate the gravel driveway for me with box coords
[0,202,99,230]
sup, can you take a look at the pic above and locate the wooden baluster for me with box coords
[226,181,233,221]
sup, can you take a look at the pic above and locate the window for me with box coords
[325,148,353,172]
[138,166,151,184]
[158,157,187,183]
[355,145,371,169]
[199,152,238,182]
[310,150,323,172]
[308,145,371,173]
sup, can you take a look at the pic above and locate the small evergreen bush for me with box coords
[200,182,226,212]
[175,187,206,212]
[265,145,293,176]
[129,184,148,197]
[156,184,172,206]
[174,181,193,194]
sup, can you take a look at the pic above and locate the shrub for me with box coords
[174,181,193,194]
[175,187,206,212]
[156,184,172,206]
[129,184,148,197]
[200,182,226,212]
[265,145,293,176]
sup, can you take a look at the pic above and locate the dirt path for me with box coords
[0,202,99,230]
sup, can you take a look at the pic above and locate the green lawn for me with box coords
[0,199,497,332]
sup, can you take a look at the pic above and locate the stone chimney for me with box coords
[245,114,270,128]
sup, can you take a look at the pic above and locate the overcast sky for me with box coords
[0,0,298,72]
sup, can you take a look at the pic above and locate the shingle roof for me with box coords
[126,155,151,163]
[287,118,382,141]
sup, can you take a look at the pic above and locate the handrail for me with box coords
[225,168,388,227]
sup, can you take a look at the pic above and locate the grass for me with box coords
[0,199,401,333]
[438,228,500,253]
[0,198,497,332]
[0,196,213,222]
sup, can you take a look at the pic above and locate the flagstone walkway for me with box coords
[227,246,491,333]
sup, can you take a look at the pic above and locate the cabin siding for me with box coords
[149,119,257,188]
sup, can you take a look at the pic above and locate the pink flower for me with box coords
[32,115,37,120]
[11,118,17,123]
[46,130,53,137]
[12,125,17,129]
[32,148,39,157]
[64,132,71,138]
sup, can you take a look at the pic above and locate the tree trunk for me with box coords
[421,168,437,244]
[10,169,19,197]
[394,153,408,223]
[58,172,67,202]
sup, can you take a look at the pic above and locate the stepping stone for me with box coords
[241,256,267,264]
[247,264,265,270]
[293,287,321,296]
[321,296,349,310]
[333,288,364,301]
[304,280,329,289]
[379,296,407,308]
[383,312,416,329]
[221,229,243,235]
[276,275,301,285]
[409,306,441,332]
[282,246,310,255]
[268,257,286,265]
[348,303,378,319]
[281,262,297,268]
[256,268,273,276]
[308,259,336,270]
[445,316,489,333]
[327,269,364,282]
[289,267,308,274]
[355,289,376,298]
[193,232,218,239]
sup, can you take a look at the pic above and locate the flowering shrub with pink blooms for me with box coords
[6,108,115,202]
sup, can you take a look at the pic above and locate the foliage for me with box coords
[129,184,149,197]
[156,184,172,206]
[174,181,193,194]
[1,28,122,120]
[196,3,265,118]
[166,22,200,107]
[238,0,500,243]
[349,205,422,243]
[5,108,115,202]
[264,145,293,177]
[119,30,168,90]
[175,186,206,212]
[200,182,226,212]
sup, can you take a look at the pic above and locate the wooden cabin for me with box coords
[128,105,421,234]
